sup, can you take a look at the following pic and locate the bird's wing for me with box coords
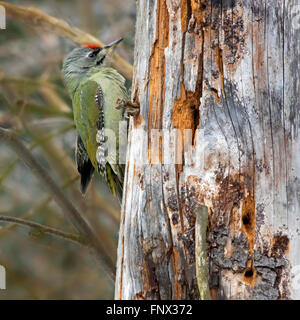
[77,80,104,172]
[76,80,123,200]
[75,135,94,194]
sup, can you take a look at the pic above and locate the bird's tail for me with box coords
[105,163,124,205]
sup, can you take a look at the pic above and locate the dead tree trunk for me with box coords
[115,0,300,300]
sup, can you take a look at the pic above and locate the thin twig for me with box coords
[0,175,79,237]
[0,124,74,184]
[0,215,89,246]
[0,75,67,96]
[0,1,133,81]
[0,127,116,280]
[24,124,120,226]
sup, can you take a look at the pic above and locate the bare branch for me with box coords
[0,127,116,280]
[0,175,79,237]
[0,74,66,95]
[0,124,74,184]
[0,215,89,246]
[0,1,133,81]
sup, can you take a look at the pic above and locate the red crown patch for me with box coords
[82,44,101,49]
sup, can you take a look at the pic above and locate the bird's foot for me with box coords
[116,99,140,117]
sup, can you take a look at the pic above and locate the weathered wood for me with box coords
[115,0,300,300]
[196,205,211,300]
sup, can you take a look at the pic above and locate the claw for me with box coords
[116,99,140,117]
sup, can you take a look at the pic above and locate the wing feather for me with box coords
[75,135,94,194]
[75,80,124,200]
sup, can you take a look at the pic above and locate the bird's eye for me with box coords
[88,51,97,58]
[88,48,101,58]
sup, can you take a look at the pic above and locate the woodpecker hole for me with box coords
[244,268,254,278]
[241,194,256,256]
[242,211,254,235]
[242,212,251,226]
[243,266,257,287]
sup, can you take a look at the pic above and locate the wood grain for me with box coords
[115,0,300,300]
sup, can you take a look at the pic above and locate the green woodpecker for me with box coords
[62,39,128,202]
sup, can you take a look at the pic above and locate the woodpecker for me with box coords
[62,39,128,202]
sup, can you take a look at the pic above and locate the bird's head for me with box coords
[62,38,123,75]
[62,38,123,96]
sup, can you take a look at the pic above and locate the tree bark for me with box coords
[115,0,300,300]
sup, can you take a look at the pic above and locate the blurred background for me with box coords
[0,0,135,299]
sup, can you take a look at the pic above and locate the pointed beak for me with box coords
[102,38,123,53]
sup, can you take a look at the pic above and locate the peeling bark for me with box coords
[115,0,300,300]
